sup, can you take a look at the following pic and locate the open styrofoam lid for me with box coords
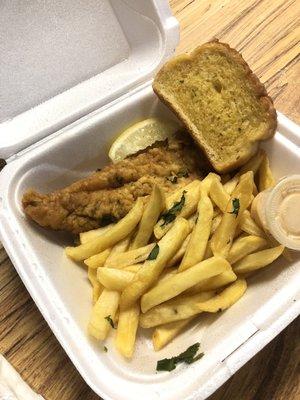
[0,0,179,159]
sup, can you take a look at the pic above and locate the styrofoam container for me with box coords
[0,2,299,399]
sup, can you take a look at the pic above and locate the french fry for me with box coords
[179,191,213,271]
[158,268,177,283]
[65,198,144,261]
[233,245,284,274]
[143,280,247,328]
[258,151,275,191]
[104,243,156,269]
[84,249,111,269]
[141,256,231,313]
[141,280,247,327]
[124,264,143,272]
[97,268,135,291]
[210,172,254,258]
[185,270,237,294]
[120,218,190,310]
[97,267,175,297]
[154,180,201,239]
[200,173,221,194]
[152,318,193,351]
[88,289,119,340]
[131,186,165,249]
[108,237,131,256]
[223,151,264,196]
[88,266,103,303]
[204,240,213,259]
[140,291,215,328]
[239,149,264,175]
[166,233,191,267]
[115,303,140,358]
[86,236,129,270]
[223,174,239,194]
[192,278,247,312]
[227,235,268,264]
[165,180,201,208]
[209,178,230,213]
[239,210,266,237]
[80,224,115,244]
[211,214,222,235]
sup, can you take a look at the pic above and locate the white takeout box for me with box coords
[0,1,299,399]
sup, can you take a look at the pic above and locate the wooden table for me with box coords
[0,1,299,399]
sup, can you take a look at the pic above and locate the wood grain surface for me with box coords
[0,1,299,399]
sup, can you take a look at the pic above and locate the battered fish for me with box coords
[22,133,207,234]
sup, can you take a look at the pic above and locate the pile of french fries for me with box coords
[65,149,286,358]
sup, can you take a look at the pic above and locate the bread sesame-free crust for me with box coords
[153,41,277,173]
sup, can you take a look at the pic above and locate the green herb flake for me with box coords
[156,342,203,372]
[160,191,186,227]
[229,198,240,218]
[186,352,204,364]
[104,315,116,329]
[160,212,176,226]
[103,346,108,352]
[147,244,160,260]
[157,358,177,372]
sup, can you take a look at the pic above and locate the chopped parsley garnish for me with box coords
[103,346,108,352]
[161,212,176,226]
[156,343,204,372]
[160,191,186,227]
[147,244,160,260]
[229,198,240,218]
[157,358,176,372]
[105,315,116,329]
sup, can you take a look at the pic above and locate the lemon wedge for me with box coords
[108,118,180,163]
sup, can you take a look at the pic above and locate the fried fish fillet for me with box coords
[22,134,207,234]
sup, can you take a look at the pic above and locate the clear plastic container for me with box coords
[251,175,300,250]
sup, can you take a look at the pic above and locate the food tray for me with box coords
[0,1,299,399]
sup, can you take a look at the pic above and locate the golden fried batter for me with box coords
[22,134,207,234]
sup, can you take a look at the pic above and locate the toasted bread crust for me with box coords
[153,41,277,173]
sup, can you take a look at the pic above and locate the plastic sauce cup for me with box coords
[251,175,300,250]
